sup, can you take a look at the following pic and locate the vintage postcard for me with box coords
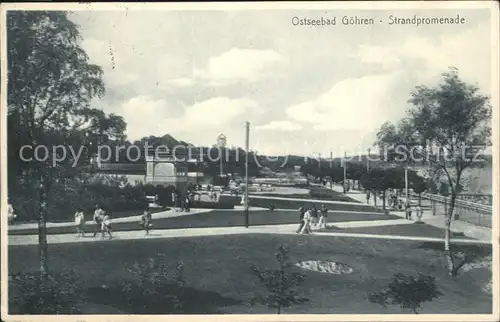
[1,1,498,321]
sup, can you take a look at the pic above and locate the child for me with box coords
[74,208,85,237]
[140,208,153,235]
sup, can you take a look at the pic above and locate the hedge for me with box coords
[10,180,149,222]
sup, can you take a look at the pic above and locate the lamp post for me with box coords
[405,166,409,207]
[244,122,250,228]
[367,148,371,172]
[343,151,347,193]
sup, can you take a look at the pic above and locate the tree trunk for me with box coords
[373,191,378,208]
[277,306,281,314]
[38,174,49,279]
[418,194,422,207]
[444,193,457,276]
[382,190,386,210]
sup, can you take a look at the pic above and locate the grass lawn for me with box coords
[320,223,474,239]
[8,234,492,314]
[9,210,401,236]
[223,195,373,212]
[259,186,360,203]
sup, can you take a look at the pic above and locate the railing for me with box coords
[409,192,492,228]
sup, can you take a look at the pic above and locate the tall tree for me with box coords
[7,11,106,278]
[375,67,491,276]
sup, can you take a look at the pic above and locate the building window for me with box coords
[176,166,187,176]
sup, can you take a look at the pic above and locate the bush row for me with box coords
[10,181,151,222]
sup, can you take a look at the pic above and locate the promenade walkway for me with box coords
[8,223,490,246]
[329,184,493,242]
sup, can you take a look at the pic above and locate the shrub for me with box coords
[9,269,83,314]
[121,253,186,312]
[250,244,309,314]
[10,180,148,222]
[368,273,443,314]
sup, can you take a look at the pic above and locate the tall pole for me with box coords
[343,151,347,193]
[329,151,333,168]
[244,122,250,228]
[367,148,371,172]
[318,153,321,168]
[405,166,409,206]
[220,150,223,177]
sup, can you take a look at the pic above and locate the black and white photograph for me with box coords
[1,1,498,320]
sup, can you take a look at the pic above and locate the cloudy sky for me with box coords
[71,6,492,157]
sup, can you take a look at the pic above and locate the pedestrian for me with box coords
[405,204,412,220]
[101,210,113,239]
[300,209,313,234]
[176,192,182,211]
[296,207,306,233]
[74,208,85,237]
[93,205,104,237]
[140,207,153,235]
[185,195,191,212]
[317,204,328,229]
[310,205,318,227]
[366,191,371,204]
[7,202,17,224]
[172,192,177,211]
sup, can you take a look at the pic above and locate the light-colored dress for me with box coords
[300,210,312,234]
[75,212,84,226]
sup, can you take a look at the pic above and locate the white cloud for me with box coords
[355,22,490,91]
[166,77,195,87]
[121,96,171,140]
[356,45,402,69]
[120,96,260,141]
[286,72,402,132]
[196,48,288,85]
[182,97,258,128]
[256,120,303,131]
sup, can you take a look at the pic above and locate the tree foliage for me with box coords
[368,273,443,314]
[7,11,114,277]
[250,245,309,314]
[374,67,491,276]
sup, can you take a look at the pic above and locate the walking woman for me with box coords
[317,204,328,229]
[74,208,85,237]
[101,210,113,239]
[93,205,104,237]
[300,209,313,234]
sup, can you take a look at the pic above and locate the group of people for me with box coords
[172,191,193,212]
[73,205,113,239]
[74,205,155,238]
[296,204,328,234]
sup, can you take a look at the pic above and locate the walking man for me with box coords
[296,207,306,233]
